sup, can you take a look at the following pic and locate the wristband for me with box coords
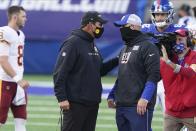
[142,98,149,103]
[13,75,21,83]
[166,59,172,65]
[174,64,181,73]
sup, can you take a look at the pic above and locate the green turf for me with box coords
[24,74,53,81]
[1,95,163,131]
[24,74,117,83]
[2,75,163,131]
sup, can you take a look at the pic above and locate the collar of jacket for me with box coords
[125,33,150,47]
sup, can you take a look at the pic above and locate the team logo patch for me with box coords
[95,29,100,34]
[121,52,131,64]
[132,45,139,51]
[6,86,10,90]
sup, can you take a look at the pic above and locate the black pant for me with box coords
[62,102,99,131]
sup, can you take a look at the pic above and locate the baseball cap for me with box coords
[175,29,189,37]
[114,14,142,27]
[81,11,108,26]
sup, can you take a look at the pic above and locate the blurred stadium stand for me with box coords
[0,0,195,75]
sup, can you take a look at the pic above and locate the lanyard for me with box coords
[178,57,185,66]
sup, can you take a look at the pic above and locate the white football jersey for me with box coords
[178,16,196,27]
[0,26,25,82]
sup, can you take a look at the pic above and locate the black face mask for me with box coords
[93,27,104,39]
[120,27,141,43]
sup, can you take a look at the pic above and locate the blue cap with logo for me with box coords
[114,14,142,27]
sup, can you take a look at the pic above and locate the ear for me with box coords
[86,23,92,29]
[13,14,18,20]
[89,22,94,26]
[84,23,93,31]
[130,25,134,30]
[89,22,95,30]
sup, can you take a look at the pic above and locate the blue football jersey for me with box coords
[141,23,186,35]
[141,24,186,44]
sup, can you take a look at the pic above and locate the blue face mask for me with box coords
[173,43,185,54]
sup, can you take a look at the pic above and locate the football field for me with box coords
[1,75,163,131]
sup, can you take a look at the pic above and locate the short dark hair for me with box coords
[7,6,25,20]
[179,4,191,16]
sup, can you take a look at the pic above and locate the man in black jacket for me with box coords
[53,11,118,131]
[107,14,160,131]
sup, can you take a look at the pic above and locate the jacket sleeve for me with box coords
[142,43,160,83]
[100,57,119,76]
[53,42,78,102]
[100,49,123,76]
[178,54,196,78]
[107,79,118,100]
[140,43,160,101]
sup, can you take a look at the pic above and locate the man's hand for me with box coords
[18,79,29,89]
[59,100,70,110]
[137,98,148,115]
[107,99,116,108]
[190,64,196,72]
[161,45,169,61]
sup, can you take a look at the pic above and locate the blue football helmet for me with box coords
[151,0,175,27]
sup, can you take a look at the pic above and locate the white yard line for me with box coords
[8,114,115,120]
[29,81,113,89]
[29,81,53,87]
[26,106,163,115]
[28,101,58,106]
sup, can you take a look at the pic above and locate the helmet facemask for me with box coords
[151,1,175,27]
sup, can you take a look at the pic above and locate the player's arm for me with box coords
[0,56,18,76]
[161,45,196,77]
[0,41,29,88]
[138,43,160,115]
[0,41,17,76]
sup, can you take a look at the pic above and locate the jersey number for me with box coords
[18,45,23,66]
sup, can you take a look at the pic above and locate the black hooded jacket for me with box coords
[53,29,118,105]
[115,33,160,109]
